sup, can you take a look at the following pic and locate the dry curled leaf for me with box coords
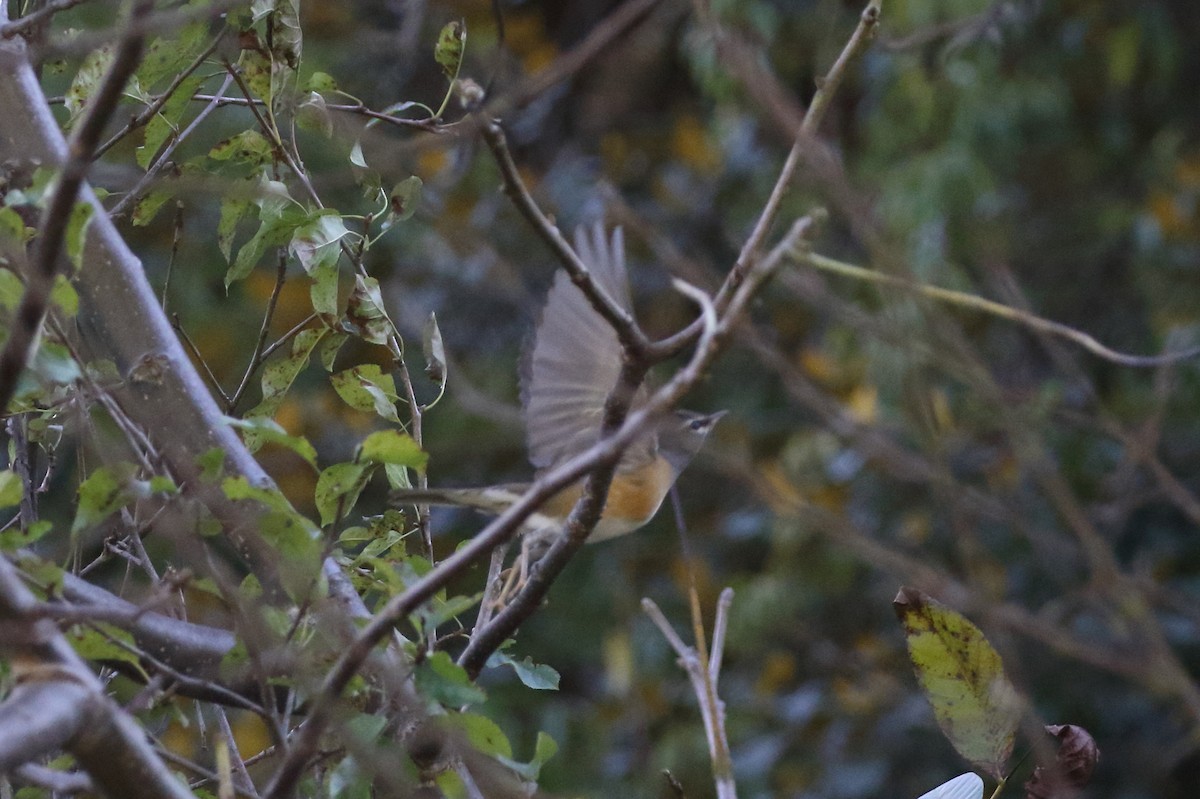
[1024,724,1099,799]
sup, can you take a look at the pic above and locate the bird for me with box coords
[391,224,724,544]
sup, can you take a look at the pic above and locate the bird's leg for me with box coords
[475,539,513,632]
[494,526,556,608]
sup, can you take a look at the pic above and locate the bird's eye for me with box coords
[690,419,706,431]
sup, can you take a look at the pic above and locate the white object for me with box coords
[915,773,985,799]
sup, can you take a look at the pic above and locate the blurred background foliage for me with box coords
[37,0,1200,796]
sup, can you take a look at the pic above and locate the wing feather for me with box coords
[521,225,637,468]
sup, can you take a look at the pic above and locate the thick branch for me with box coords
[0,0,152,416]
[0,681,91,770]
[0,554,193,798]
[0,5,281,586]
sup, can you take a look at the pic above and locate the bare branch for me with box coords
[478,118,651,356]
[0,680,91,771]
[0,0,94,39]
[643,592,738,799]
[801,250,1200,368]
[653,0,882,360]
[108,72,234,220]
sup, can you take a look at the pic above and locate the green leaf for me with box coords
[348,140,381,193]
[419,591,481,630]
[226,178,300,283]
[894,587,1022,779]
[422,311,446,388]
[434,20,465,80]
[131,189,173,227]
[343,275,395,345]
[317,330,348,371]
[359,430,427,470]
[359,528,405,560]
[0,268,23,310]
[217,193,253,262]
[226,416,318,468]
[136,22,208,88]
[66,623,148,679]
[221,476,296,516]
[0,470,23,509]
[243,327,328,446]
[237,45,274,104]
[0,207,31,239]
[315,462,370,526]
[72,466,133,535]
[197,447,227,481]
[137,74,205,169]
[148,475,177,493]
[453,712,511,758]
[66,201,94,271]
[259,507,321,562]
[533,731,559,769]
[65,46,116,123]
[415,652,486,708]
[289,211,347,275]
[386,176,422,224]
[330,364,400,422]
[310,258,340,317]
[0,519,54,551]
[305,71,338,92]
[209,130,274,167]
[498,729,559,781]
[488,651,560,691]
[71,465,175,536]
[50,276,78,317]
[296,91,333,138]
[289,211,347,317]
[267,0,302,68]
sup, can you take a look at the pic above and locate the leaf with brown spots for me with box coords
[894,587,1022,779]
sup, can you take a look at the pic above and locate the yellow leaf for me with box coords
[894,587,1022,779]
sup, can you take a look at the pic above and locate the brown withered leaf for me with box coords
[1024,724,1099,799]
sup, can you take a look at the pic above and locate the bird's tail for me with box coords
[389,486,527,516]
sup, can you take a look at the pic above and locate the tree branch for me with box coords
[800,249,1200,367]
[0,0,154,415]
[478,117,651,357]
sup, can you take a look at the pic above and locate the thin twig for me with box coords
[259,313,319,361]
[161,202,183,309]
[172,313,232,407]
[652,0,882,360]
[801,250,1200,368]
[479,118,650,357]
[0,0,94,38]
[94,30,225,158]
[217,707,264,798]
[643,592,738,799]
[229,251,289,412]
[108,73,234,219]
[192,94,444,132]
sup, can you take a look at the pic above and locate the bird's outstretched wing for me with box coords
[520,224,642,469]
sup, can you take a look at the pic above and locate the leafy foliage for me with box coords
[0,0,1196,797]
